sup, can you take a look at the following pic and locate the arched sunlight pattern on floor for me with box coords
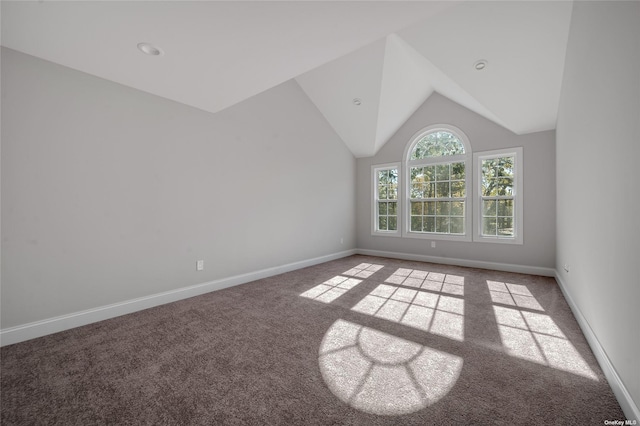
[300,260,602,416]
[318,319,463,416]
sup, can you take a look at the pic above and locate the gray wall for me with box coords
[556,1,640,414]
[356,93,556,269]
[1,47,356,328]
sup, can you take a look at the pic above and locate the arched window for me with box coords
[404,125,471,240]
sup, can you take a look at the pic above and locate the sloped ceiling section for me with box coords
[1,1,573,158]
[398,1,574,137]
[0,1,450,116]
[297,1,573,157]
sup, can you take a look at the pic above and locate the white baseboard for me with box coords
[0,249,357,347]
[356,248,556,277]
[554,272,639,422]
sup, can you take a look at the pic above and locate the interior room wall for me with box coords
[356,93,556,270]
[555,1,640,416]
[1,47,356,329]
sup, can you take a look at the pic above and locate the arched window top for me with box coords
[410,130,465,160]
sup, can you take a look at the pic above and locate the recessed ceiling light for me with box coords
[474,60,488,71]
[353,98,362,106]
[137,42,163,56]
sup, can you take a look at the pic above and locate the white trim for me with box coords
[402,124,472,242]
[554,272,640,422]
[356,248,555,277]
[402,124,471,163]
[371,162,401,237]
[0,249,357,347]
[473,147,524,245]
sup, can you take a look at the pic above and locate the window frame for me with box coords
[371,162,401,237]
[402,125,472,242]
[473,147,524,244]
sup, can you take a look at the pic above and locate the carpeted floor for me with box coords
[1,255,625,425]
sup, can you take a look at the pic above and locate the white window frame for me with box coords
[371,162,401,237]
[402,124,472,242]
[473,147,524,244]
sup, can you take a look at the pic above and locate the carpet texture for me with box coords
[1,255,625,425]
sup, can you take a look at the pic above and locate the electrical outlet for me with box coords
[431,241,436,248]
[196,260,204,271]
[340,237,344,245]
[563,264,570,273]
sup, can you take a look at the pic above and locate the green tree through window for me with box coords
[407,128,470,237]
[474,147,523,244]
[374,165,399,233]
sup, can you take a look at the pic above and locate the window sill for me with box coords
[402,231,472,242]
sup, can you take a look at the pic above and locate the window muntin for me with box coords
[481,156,515,236]
[405,126,471,240]
[474,148,523,244]
[411,131,466,159]
[409,162,466,234]
[373,164,400,235]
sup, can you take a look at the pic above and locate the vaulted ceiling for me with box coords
[1,1,573,158]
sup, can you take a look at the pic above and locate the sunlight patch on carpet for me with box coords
[342,263,385,279]
[493,303,598,380]
[319,319,463,415]
[487,280,544,311]
[352,283,464,341]
[300,276,363,303]
[385,268,465,296]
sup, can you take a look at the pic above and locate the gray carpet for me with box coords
[1,255,625,425]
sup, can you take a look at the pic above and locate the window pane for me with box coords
[451,201,464,216]
[451,181,465,198]
[424,166,436,182]
[482,179,497,197]
[497,178,513,196]
[374,166,399,234]
[497,199,513,216]
[410,184,422,199]
[411,216,422,232]
[424,217,436,232]
[436,201,450,216]
[436,182,450,198]
[497,157,514,178]
[477,150,521,242]
[450,217,464,234]
[483,217,497,236]
[410,167,423,182]
[425,183,436,198]
[436,217,450,233]
[411,131,465,159]
[436,164,450,181]
[482,159,496,178]
[388,168,398,183]
[498,217,513,236]
[451,162,465,180]
[388,184,398,200]
[388,202,397,215]
[378,170,389,184]
[411,201,422,215]
[483,200,496,216]
[425,201,436,215]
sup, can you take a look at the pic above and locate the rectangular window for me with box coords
[408,162,465,235]
[474,148,523,244]
[372,163,400,236]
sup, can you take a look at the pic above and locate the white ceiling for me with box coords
[1,1,573,158]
